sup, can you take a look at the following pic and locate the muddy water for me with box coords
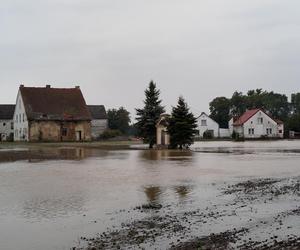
[0,141,299,250]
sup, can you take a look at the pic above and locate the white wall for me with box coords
[219,128,230,138]
[0,119,14,141]
[243,111,278,138]
[13,91,29,141]
[228,118,234,136]
[91,119,108,139]
[277,124,284,138]
[197,113,219,138]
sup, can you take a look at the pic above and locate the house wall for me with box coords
[277,124,284,138]
[197,113,219,138]
[91,119,108,139]
[14,91,29,141]
[29,121,92,142]
[228,118,234,136]
[242,111,278,138]
[0,119,14,141]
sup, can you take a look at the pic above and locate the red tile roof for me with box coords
[233,108,282,126]
[20,86,91,121]
[233,109,261,126]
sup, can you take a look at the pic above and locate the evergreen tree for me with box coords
[135,81,165,148]
[168,96,198,149]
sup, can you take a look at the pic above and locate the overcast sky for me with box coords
[1,0,300,119]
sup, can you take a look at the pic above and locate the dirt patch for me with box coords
[170,228,248,250]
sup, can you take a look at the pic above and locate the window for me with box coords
[248,128,254,135]
[19,114,21,123]
[266,128,272,135]
[279,130,283,134]
[23,114,25,122]
[62,128,68,136]
[257,117,263,124]
[11,122,13,130]
[3,123,6,126]
[201,120,207,126]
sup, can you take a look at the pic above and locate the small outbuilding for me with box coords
[88,105,108,140]
[0,104,15,141]
[156,114,170,147]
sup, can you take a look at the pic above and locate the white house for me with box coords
[13,88,29,141]
[197,112,220,138]
[88,105,108,140]
[230,109,284,139]
[0,105,15,141]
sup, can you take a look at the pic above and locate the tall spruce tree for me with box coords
[136,81,165,148]
[168,96,198,149]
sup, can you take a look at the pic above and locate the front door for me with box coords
[161,130,166,145]
[76,131,82,141]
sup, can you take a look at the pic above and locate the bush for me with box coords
[99,129,122,140]
[232,131,244,141]
[203,130,213,139]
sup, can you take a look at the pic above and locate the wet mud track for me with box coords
[75,176,300,249]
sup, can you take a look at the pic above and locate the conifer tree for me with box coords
[136,81,165,148]
[168,96,198,149]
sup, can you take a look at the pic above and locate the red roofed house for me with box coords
[229,109,284,139]
[13,85,92,142]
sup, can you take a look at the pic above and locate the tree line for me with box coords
[105,85,300,144]
[209,89,300,134]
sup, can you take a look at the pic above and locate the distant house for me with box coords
[229,109,284,139]
[88,105,108,139]
[197,112,219,138]
[196,112,230,138]
[156,114,170,147]
[0,105,15,141]
[14,85,92,142]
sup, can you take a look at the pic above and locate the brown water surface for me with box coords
[0,141,299,250]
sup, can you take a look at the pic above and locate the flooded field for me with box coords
[0,141,299,250]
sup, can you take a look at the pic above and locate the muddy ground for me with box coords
[75,177,300,250]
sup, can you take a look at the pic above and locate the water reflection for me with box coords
[139,150,193,162]
[144,186,162,204]
[174,185,193,199]
[22,194,86,220]
[0,148,110,163]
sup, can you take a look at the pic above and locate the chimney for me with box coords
[75,86,80,89]
[46,84,51,88]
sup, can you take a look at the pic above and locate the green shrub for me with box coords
[100,129,122,140]
[203,130,214,139]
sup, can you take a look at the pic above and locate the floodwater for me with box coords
[0,141,299,250]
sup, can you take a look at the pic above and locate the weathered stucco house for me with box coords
[156,114,170,147]
[14,85,92,142]
[0,104,15,141]
[229,109,284,139]
[88,105,108,139]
